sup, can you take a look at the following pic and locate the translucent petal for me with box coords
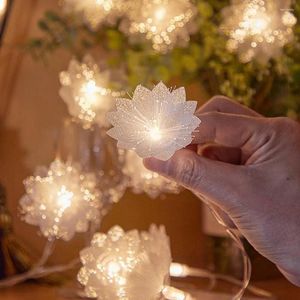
[132,85,152,102]
[106,82,201,161]
[77,225,171,299]
[19,160,101,241]
[171,87,186,103]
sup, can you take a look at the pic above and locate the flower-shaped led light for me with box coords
[123,150,180,198]
[121,0,197,52]
[60,55,124,128]
[78,225,191,300]
[20,160,101,241]
[221,0,297,63]
[107,82,201,161]
[62,0,127,30]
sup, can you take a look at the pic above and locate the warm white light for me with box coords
[122,150,180,198]
[282,11,297,27]
[56,185,73,211]
[81,80,98,97]
[250,17,268,33]
[121,0,197,52]
[162,286,190,300]
[107,261,121,277]
[221,0,297,63]
[20,160,101,241]
[107,82,201,161]
[79,79,108,107]
[155,6,166,21]
[169,263,188,277]
[59,55,124,128]
[0,0,7,14]
[149,126,162,141]
[78,225,173,299]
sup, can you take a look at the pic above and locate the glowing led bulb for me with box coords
[20,160,101,241]
[169,262,188,277]
[149,125,162,141]
[221,0,297,63]
[79,79,107,107]
[56,185,73,210]
[155,6,166,21]
[107,82,201,161]
[251,17,268,33]
[107,261,122,277]
[81,80,98,97]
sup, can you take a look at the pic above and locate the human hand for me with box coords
[144,96,300,286]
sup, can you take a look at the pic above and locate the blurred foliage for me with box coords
[26,1,300,118]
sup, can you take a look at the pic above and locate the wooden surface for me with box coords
[0,278,299,300]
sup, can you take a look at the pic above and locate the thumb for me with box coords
[144,149,248,212]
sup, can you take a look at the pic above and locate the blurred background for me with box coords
[0,0,206,272]
[1,0,300,297]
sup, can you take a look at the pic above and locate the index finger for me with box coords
[198,96,262,117]
[192,111,265,148]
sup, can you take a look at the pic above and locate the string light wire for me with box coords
[202,197,252,300]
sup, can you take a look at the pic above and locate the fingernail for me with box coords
[143,157,168,173]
